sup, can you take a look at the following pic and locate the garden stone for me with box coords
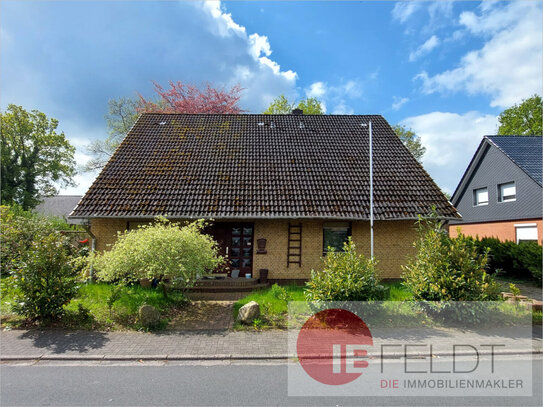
[237,301,260,324]
[139,305,161,327]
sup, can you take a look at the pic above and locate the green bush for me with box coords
[472,237,542,283]
[270,283,290,301]
[94,218,222,291]
[403,217,501,302]
[12,233,80,322]
[0,205,72,275]
[515,241,542,283]
[305,238,387,302]
[474,237,515,273]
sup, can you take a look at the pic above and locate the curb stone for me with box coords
[1,349,540,362]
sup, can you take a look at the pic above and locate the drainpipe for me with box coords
[83,221,96,283]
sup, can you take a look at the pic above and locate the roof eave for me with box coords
[68,213,461,221]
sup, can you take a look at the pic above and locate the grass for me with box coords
[233,279,540,330]
[386,281,413,301]
[1,281,188,331]
[234,284,306,329]
[66,283,189,330]
[0,276,25,326]
[233,281,414,330]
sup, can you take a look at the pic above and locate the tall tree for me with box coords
[138,81,245,114]
[263,95,324,115]
[497,94,542,135]
[1,105,76,209]
[84,97,139,172]
[392,125,426,162]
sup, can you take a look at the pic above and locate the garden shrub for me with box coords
[471,236,542,283]
[270,283,290,301]
[305,238,387,302]
[402,217,501,302]
[94,218,222,291]
[474,237,515,273]
[514,241,542,283]
[0,205,72,275]
[12,232,80,322]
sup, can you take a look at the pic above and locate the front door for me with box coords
[208,223,254,278]
[228,224,254,278]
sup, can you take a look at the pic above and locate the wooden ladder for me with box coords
[287,223,302,267]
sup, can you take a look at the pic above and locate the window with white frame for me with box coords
[498,182,516,202]
[473,187,488,206]
[515,224,538,244]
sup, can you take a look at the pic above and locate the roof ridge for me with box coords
[138,112,383,117]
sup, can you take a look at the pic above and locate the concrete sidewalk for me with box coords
[1,327,541,361]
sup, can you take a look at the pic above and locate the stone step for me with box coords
[189,283,269,293]
[189,284,270,293]
[186,292,249,301]
[194,277,260,288]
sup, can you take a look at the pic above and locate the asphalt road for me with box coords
[1,358,542,406]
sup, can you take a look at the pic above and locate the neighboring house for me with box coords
[449,136,542,244]
[34,195,83,225]
[69,113,458,281]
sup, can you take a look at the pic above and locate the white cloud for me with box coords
[415,1,543,108]
[197,2,298,111]
[391,96,409,110]
[341,80,362,98]
[306,81,327,98]
[391,2,421,23]
[332,101,354,115]
[304,79,362,114]
[392,1,453,34]
[201,1,246,38]
[401,111,498,191]
[409,35,440,61]
[248,33,272,59]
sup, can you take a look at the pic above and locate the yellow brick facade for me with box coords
[90,218,417,279]
[90,218,127,252]
[253,220,417,280]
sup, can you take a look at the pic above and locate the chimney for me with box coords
[292,108,303,115]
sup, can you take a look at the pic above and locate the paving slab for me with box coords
[1,326,541,361]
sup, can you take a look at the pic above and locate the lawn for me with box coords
[233,280,539,329]
[233,281,414,329]
[233,284,306,329]
[1,281,188,331]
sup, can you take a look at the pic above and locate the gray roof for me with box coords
[34,195,83,224]
[486,136,542,186]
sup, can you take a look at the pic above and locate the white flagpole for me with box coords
[369,120,374,259]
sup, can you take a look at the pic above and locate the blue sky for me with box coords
[1,1,542,195]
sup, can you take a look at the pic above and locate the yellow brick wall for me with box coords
[91,218,417,279]
[253,219,417,280]
[90,218,127,252]
[365,220,418,278]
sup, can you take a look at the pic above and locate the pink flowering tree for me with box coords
[137,81,245,114]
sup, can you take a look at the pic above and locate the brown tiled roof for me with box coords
[70,113,459,220]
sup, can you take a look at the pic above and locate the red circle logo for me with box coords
[296,308,373,385]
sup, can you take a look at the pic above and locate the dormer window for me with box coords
[498,182,516,202]
[473,187,488,206]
